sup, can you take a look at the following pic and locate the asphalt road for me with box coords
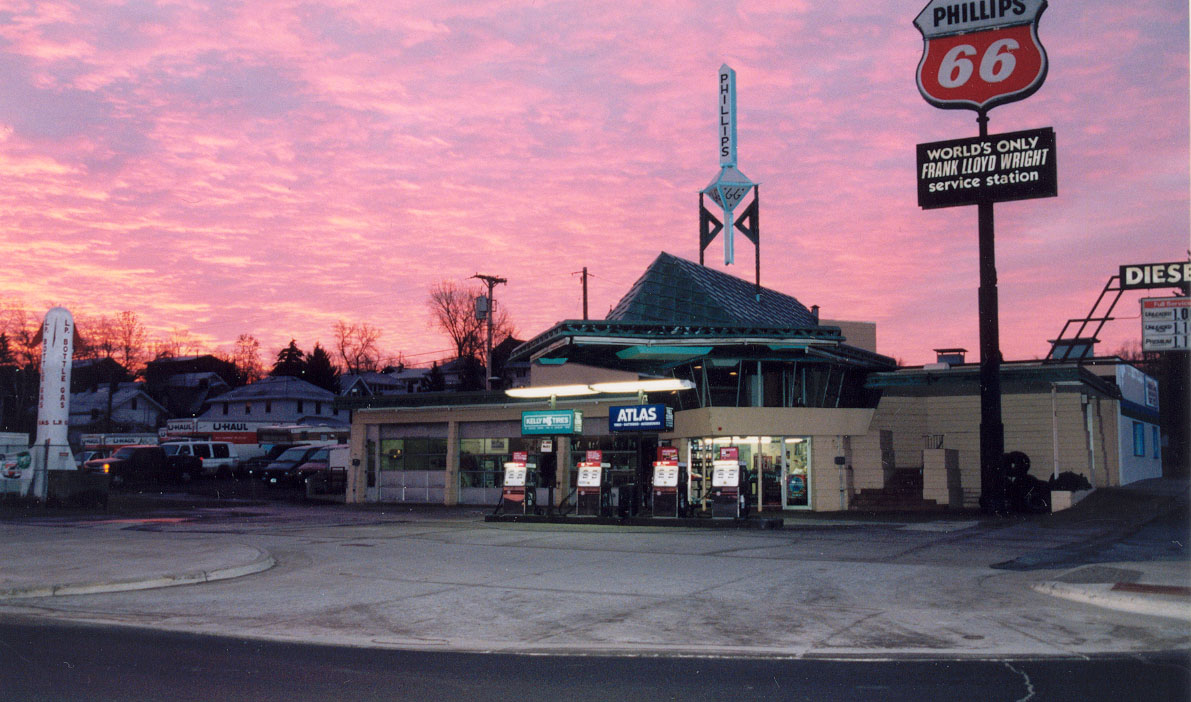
[2,618,1188,702]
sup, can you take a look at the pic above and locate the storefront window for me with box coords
[569,435,640,488]
[380,438,447,471]
[688,435,810,510]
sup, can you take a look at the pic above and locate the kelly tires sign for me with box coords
[914,0,1048,113]
[521,410,583,436]
[917,126,1056,208]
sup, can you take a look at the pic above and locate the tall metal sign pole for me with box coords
[699,64,762,294]
[914,0,1053,514]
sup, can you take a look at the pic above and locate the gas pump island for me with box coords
[489,385,780,527]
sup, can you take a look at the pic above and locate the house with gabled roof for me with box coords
[201,375,346,427]
[68,382,168,446]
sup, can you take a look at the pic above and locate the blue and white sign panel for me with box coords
[719,64,737,167]
[609,404,674,432]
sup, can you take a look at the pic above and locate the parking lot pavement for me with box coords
[0,479,1186,656]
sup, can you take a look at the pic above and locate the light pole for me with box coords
[471,273,506,391]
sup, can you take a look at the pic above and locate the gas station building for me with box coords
[343,252,1162,513]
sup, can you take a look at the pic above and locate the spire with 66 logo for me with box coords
[914,0,1048,113]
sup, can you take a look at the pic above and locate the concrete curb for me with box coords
[0,547,275,600]
[1031,581,1191,622]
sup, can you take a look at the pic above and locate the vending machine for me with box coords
[499,461,535,514]
[651,460,682,517]
[710,458,742,518]
[575,460,604,516]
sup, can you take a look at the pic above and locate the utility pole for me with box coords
[572,267,591,320]
[471,273,506,391]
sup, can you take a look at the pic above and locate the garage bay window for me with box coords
[378,438,447,471]
[459,438,539,488]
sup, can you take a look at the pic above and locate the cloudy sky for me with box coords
[0,1,1186,366]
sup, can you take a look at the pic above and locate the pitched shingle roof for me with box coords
[204,375,333,404]
[606,252,817,327]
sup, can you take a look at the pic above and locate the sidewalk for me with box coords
[0,522,274,599]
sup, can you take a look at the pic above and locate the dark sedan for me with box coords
[239,443,299,479]
[260,445,324,487]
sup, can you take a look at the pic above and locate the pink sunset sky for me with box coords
[0,1,1187,367]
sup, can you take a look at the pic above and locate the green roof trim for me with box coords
[536,358,568,365]
[615,345,714,360]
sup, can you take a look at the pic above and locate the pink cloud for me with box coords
[0,1,1185,367]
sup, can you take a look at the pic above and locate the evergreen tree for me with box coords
[420,362,446,392]
[0,333,13,367]
[271,339,306,377]
[304,343,340,393]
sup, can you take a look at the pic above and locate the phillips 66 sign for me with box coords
[914,0,1048,112]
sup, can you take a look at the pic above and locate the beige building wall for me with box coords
[863,389,1121,508]
[820,319,877,354]
[866,396,927,471]
[668,407,874,513]
[850,429,894,492]
[809,434,854,512]
[670,407,875,438]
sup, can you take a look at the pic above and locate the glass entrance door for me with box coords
[781,437,810,509]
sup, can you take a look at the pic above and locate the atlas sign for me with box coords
[915,0,1048,113]
[609,404,674,432]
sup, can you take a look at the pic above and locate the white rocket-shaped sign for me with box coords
[702,63,754,265]
[30,307,78,498]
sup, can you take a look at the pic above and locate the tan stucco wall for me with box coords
[861,389,1122,508]
[670,407,875,439]
[820,319,877,354]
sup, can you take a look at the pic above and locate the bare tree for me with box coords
[0,301,42,432]
[152,327,202,360]
[76,314,118,362]
[334,321,382,375]
[0,300,40,369]
[111,310,148,374]
[232,333,264,384]
[427,280,514,362]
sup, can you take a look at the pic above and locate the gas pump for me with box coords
[499,460,536,514]
[710,458,742,518]
[651,460,684,518]
[575,460,605,516]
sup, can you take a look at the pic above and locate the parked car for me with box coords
[293,445,352,483]
[260,445,324,487]
[83,445,202,486]
[304,445,350,497]
[160,441,240,478]
[239,443,299,480]
[75,449,106,466]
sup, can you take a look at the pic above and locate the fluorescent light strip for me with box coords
[506,379,695,399]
